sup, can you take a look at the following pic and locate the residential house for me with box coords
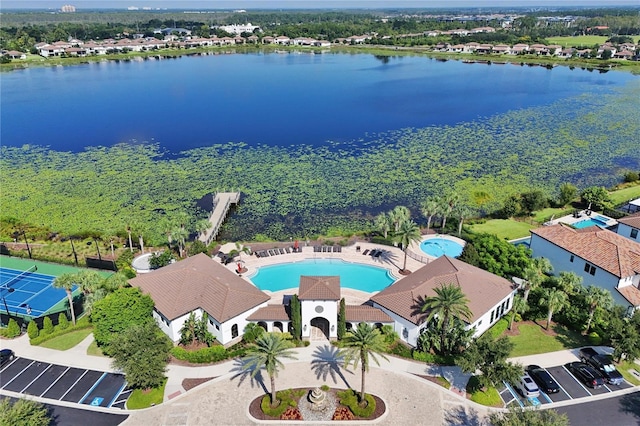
[530,224,640,312]
[511,44,529,55]
[129,253,270,346]
[4,51,26,59]
[370,256,517,347]
[613,50,634,60]
[617,212,640,242]
[274,36,291,45]
[492,44,511,55]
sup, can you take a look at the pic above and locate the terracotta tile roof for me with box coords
[345,305,393,323]
[298,276,341,300]
[531,224,640,278]
[246,304,290,321]
[617,285,640,307]
[370,256,515,325]
[129,253,269,322]
[618,212,640,229]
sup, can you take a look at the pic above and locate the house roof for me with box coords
[129,253,269,322]
[618,212,640,230]
[617,285,640,308]
[530,224,640,278]
[298,276,341,301]
[370,256,515,325]
[345,305,393,323]
[246,304,290,321]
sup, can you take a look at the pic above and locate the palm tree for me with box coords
[172,225,189,258]
[390,206,410,233]
[421,196,441,232]
[439,193,459,232]
[52,273,77,325]
[374,212,392,239]
[394,220,422,273]
[555,271,582,295]
[421,283,472,352]
[539,287,568,330]
[583,285,613,333]
[340,322,389,403]
[452,204,473,237]
[521,257,553,303]
[509,294,528,331]
[196,218,212,240]
[242,332,298,405]
[75,270,105,315]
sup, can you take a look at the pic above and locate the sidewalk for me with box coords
[2,333,114,372]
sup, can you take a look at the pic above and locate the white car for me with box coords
[515,373,540,398]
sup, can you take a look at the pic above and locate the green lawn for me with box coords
[508,323,589,357]
[127,381,166,409]
[87,339,106,357]
[617,360,640,386]
[467,376,502,407]
[39,328,93,350]
[468,219,536,240]
[609,184,640,207]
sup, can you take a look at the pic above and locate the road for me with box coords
[556,391,640,426]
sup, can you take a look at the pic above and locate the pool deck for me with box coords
[221,242,425,305]
[544,210,618,228]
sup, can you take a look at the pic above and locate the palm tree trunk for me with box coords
[427,216,432,231]
[586,309,595,333]
[66,289,76,325]
[546,309,553,330]
[360,360,366,403]
[509,311,515,331]
[402,250,408,272]
[270,374,277,405]
[523,287,531,304]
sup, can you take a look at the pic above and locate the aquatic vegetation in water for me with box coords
[1,83,639,242]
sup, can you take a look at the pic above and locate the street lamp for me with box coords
[87,238,102,261]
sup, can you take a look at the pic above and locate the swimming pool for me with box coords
[573,216,609,229]
[248,259,396,293]
[419,238,464,258]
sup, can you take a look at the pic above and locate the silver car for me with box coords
[515,373,540,398]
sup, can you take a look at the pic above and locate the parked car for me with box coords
[565,361,605,388]
[0,349,15,367]
[526,365,560,394]
[514,373,540,398]
[579,347,624,386]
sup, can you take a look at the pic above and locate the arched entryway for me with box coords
[310,317,330,340]
[257,321,268,331]
[273,321,283,333]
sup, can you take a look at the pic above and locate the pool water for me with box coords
[573,217,609,229]
[419,238,464,258]
[248,259,395,293]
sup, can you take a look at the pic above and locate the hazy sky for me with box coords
[3,1,639,9]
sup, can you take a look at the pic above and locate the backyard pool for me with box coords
[573,215,610,229]
[248,259,396,293]
[419,238,464,258]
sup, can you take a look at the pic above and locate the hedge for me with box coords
[0,319,21,338]
[29,316,92,346]
[260,389,305,418]
[337,389,376,418]
[170,345,227,363]
[412,350,456,366]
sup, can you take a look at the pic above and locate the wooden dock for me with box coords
[199,192,240,246]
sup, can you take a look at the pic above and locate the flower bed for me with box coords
[248,387,386,422]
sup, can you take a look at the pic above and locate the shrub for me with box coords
[337,389,376,418]
[29,316,92,346]
[3,319,21,338]
[27,320,39,339]
[170,345,227,364]
[370,236,394,246]
[57,313,69,331]
[411,350,455,365]
[485,318,509,340]
[587,331,603,346]
[387,340,412,358]
[623,171,639,183]
[320,384,330,392]
[260,389,304,418]
[42,317,54,335]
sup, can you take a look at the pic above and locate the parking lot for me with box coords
[0,357,131,409]
[499,364,634,407]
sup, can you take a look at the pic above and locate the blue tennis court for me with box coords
[0,266,75,318]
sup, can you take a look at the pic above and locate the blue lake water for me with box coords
[1,51,637,153]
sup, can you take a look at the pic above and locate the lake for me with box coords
[2,51,637,153]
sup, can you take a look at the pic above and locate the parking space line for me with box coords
[60,370,89,401]
[562,365,592,395]
[79,372,107,404]
[39,366,70,397]
[1,359,35,389]
[502,381,524,408]
[20,363,52,393]
[542,366,573,401]
[112,389,132,406]
[108,381,129,408]
[603,384,612,392]
[540,391,553,403]
[0,357,18,373]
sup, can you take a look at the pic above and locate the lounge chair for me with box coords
[336,246,342,253]
[313,246,319,253]
[262,250,269,257]
[362,249,370,256]
[279,248,285,255]
[285,247,291,253]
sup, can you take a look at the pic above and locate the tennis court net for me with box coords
[0,265,37,293]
